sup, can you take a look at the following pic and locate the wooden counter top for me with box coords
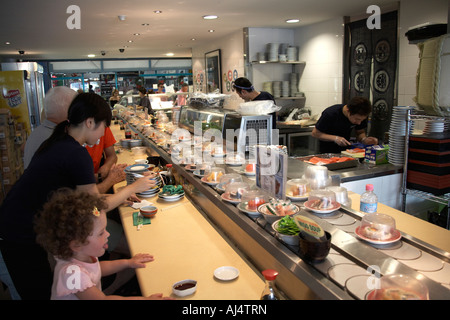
[111,124,265,299]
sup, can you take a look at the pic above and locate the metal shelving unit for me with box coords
[401,110,450,229]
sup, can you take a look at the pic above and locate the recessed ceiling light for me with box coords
[286,19,300,23]
[203,15,218,20]
[141,23,149,26]
[118,15,126,21]
[5,42,10,45]
[208,29,215,33]
[191,38,196,41]
[154,10,162,14]
[166,53,174,56]
[133,33,141,36]
[128,40,133,43]
[88,54,95,58]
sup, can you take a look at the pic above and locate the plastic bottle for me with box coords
[165,164,175,185]
[124,125,132,139]
[360,184,378,213]
[260,269,281,300]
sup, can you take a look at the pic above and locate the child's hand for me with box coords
[128,253,155,268]
[145,293,175,300]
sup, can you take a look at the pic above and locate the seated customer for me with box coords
[24,86,77,169]
[35,188,173,300]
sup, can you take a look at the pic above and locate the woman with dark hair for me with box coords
[137,87,153,115]
[0,93,156,300]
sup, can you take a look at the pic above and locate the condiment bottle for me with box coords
[360,184,378,213]
[260,269,281,300]
[125,125,132,139]
[165,164,175,185]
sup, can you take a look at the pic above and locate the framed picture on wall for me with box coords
[205,49,222,93]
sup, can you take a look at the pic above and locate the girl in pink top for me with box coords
[35,188,173,300]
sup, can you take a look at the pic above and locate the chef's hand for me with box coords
[334,136,351,147]
[362,136,378,145]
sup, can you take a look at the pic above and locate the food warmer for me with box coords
[178,106,275,154]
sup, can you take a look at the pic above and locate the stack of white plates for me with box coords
[137,186,161,198]
[281,81,290,97]
[290,73,298,96]
[287,46,298,61]
[279,43,289,55]
[267,43,279,61]
[272,81,281,98]
[125,164,150,184]
[388,106,415,166]
[263,81,273,95]
[124,164,163,196]
[423,119,445,133]
[158,190,185,202]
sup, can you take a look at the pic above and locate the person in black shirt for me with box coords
[137,87,154,115]
[233,77,277,128]
[312,96,378,153]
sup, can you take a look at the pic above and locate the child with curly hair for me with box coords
[35,188,172,300]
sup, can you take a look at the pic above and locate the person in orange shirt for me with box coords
[85,127,126,194]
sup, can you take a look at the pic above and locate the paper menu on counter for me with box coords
[255,145,288,200]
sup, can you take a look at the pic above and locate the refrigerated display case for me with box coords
[178,106,274,154]
[0,62,45,135]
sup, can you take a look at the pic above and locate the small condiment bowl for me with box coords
[298,231,331,263]
[139,205,158,218]
[172,279,197,297]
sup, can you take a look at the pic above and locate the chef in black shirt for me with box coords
[233,77,277,129]
[312,96,378,153]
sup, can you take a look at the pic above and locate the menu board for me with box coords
[255,145,288,200]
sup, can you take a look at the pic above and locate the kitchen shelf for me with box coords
[401,111,450,229]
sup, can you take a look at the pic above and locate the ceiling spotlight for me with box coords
[153,10,162,14]
[141,23,149,26]
[203,15,218,20]
[5,41,11,45]
[118,15,126,21]
[208,29,215,33]
[286,19,300,23]
[133,33,141,36]
[128,40,133,43]
[191,38,196,41]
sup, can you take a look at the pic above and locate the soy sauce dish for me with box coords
[172,279,197,297]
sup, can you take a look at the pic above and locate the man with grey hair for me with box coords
[23,86,77,168]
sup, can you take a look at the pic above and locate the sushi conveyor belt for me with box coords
[252,203,450,300]
[125,120,450,299]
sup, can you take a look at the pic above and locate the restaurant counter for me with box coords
[112,141,265,300]
[111,122,450,300]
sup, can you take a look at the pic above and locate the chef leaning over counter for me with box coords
[312,96,379,153]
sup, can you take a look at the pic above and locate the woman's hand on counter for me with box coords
[131,175,158,193]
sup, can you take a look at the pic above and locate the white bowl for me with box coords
[272,220,299,246]
[172,279,197,297]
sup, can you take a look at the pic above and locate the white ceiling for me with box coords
[0,0,399,61]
